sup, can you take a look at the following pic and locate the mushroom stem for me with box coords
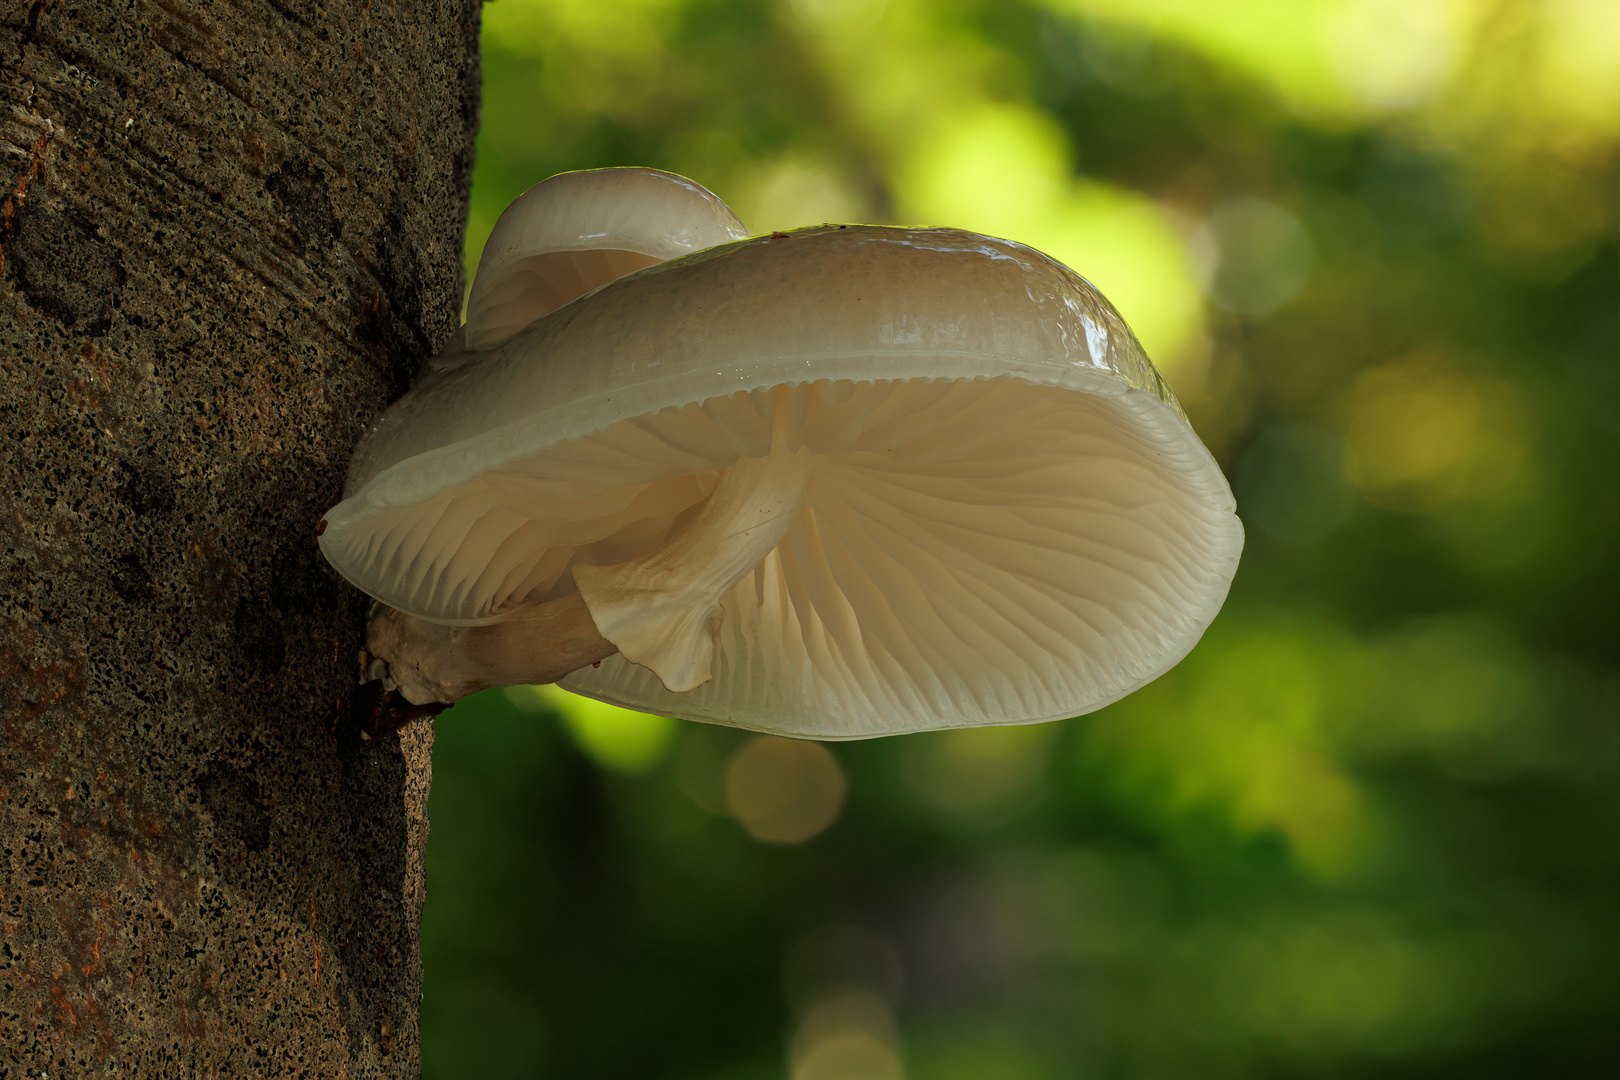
[367,593,619,706]
[575,397,813,693]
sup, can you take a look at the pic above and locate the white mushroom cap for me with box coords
[321,223,1243,739]
[463,167,749,350]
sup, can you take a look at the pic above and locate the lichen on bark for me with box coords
[0,0,479,1073]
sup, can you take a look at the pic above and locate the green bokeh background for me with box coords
[421,1,1618,1076]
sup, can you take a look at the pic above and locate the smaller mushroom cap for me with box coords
[462,167,748,350]
[320,217,1243,739]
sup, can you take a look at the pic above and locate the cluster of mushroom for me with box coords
[318,168,1243,739]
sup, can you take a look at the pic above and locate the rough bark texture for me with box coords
[0,0,479,1074]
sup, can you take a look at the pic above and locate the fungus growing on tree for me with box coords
[319,168,1243,738]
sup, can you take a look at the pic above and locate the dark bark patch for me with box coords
[266,159,341,249]
[190,539,240,625]
[148,0,222,72]
[270,537,335,614]
[373,200,433,396]
[332,705,414,1046]
[111,552,152,601]
[20,0,52,56]
[196,764,272,854]
[118,460,176,517]
[233,597,286,676]
[6,203,126,337]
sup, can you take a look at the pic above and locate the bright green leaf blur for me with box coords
[506,683,677,773]
[895,102,1206,365]
[421,1,1618,1077]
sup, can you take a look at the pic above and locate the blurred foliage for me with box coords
[422,0,1618,1076]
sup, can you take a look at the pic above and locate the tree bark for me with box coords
[0,0,479,1074]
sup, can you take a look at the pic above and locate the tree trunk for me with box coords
[0,0,479,1074]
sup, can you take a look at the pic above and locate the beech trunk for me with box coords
[0,0,479,1074]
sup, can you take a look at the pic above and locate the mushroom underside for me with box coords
[331,375,1240,737]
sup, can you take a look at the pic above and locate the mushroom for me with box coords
[320,170,1243,738]
[420,166,749,380]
